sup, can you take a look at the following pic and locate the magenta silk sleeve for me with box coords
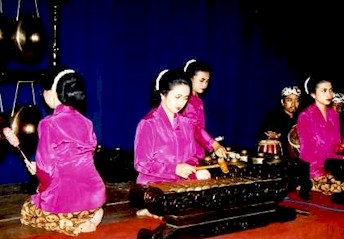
[298,104,342,178]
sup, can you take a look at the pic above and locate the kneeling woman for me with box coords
[298,75,344,196]
[134,69,210,185]
[7,69,106,235]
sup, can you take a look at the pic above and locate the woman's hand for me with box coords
[212,141,227,158]
[176,163,196,179]
[3,127,20,147]
[26,161,36,175]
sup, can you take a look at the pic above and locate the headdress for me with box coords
[332,92,344,104]
[155,69,169,91]
[281,86,301,97]
[51,69,75,92]
[183,59,196,72]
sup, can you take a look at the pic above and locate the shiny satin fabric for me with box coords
[134,105,200,184]
[31,104,106,213]
[298,104,342,178]
[180,94,214,158]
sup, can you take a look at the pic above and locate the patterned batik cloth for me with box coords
[20,199,101,236]
[311,174,344,195]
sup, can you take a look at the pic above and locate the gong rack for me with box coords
[0,90,3,112]
[11,80,36,117]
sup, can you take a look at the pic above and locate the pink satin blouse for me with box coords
[298,104,342,178]
[31,104,106,213]
[180,94,214,158]
[134,105,200,184]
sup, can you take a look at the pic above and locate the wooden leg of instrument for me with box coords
[138,224,178,239]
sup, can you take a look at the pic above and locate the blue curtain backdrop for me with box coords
[0,0,307,184]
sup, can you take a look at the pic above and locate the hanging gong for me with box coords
[0,106,41,160]
[12,0,47,64]
[9,104,42,156]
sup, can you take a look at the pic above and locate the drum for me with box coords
[257,139,282,155]
[287,124,300,152]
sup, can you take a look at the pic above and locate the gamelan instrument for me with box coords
[287,124,300,152]
[196,157,229,174]
[1,79,42,158]
[285,124,301,159]
[257,139,283,155]
[130,159,296,239]
[0,104,41,156]
[11,0,46,64]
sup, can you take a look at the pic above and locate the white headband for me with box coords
[183,59,196,72]
[304,77,310,94]
[51,69,75,92]
[332,92,344,104]
[155,69,169,91]
[281,86,301,97]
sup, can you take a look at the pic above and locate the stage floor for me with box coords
[1,183,344,239]
[0,182,137,239]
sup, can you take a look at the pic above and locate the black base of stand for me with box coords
[137,203,296,239]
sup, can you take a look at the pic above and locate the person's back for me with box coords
[34,104,105,212]
[15,69,106,236]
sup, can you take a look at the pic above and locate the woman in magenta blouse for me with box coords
[298,75,344,195]
[134,69,211,185]
[18,69,106,235]
[181,59,226,159]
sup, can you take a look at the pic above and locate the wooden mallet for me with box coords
[196,157,229,174]
[3,127,35,174]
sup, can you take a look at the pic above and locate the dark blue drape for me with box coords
[1,0,303,184]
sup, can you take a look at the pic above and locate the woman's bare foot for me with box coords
[136,208,162,220]
[77,208,104,233]
[78,221,96,233]
[90,208,104,227]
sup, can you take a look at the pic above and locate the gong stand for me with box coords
[0,91,3,112]
[49,0,70,69]
[50,0,61,68]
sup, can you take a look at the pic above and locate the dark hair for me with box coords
[184,60,211,80]
[304,74,332,95]
[299,74,333,110]
[151,69,191,107]
[42,68,86,113]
